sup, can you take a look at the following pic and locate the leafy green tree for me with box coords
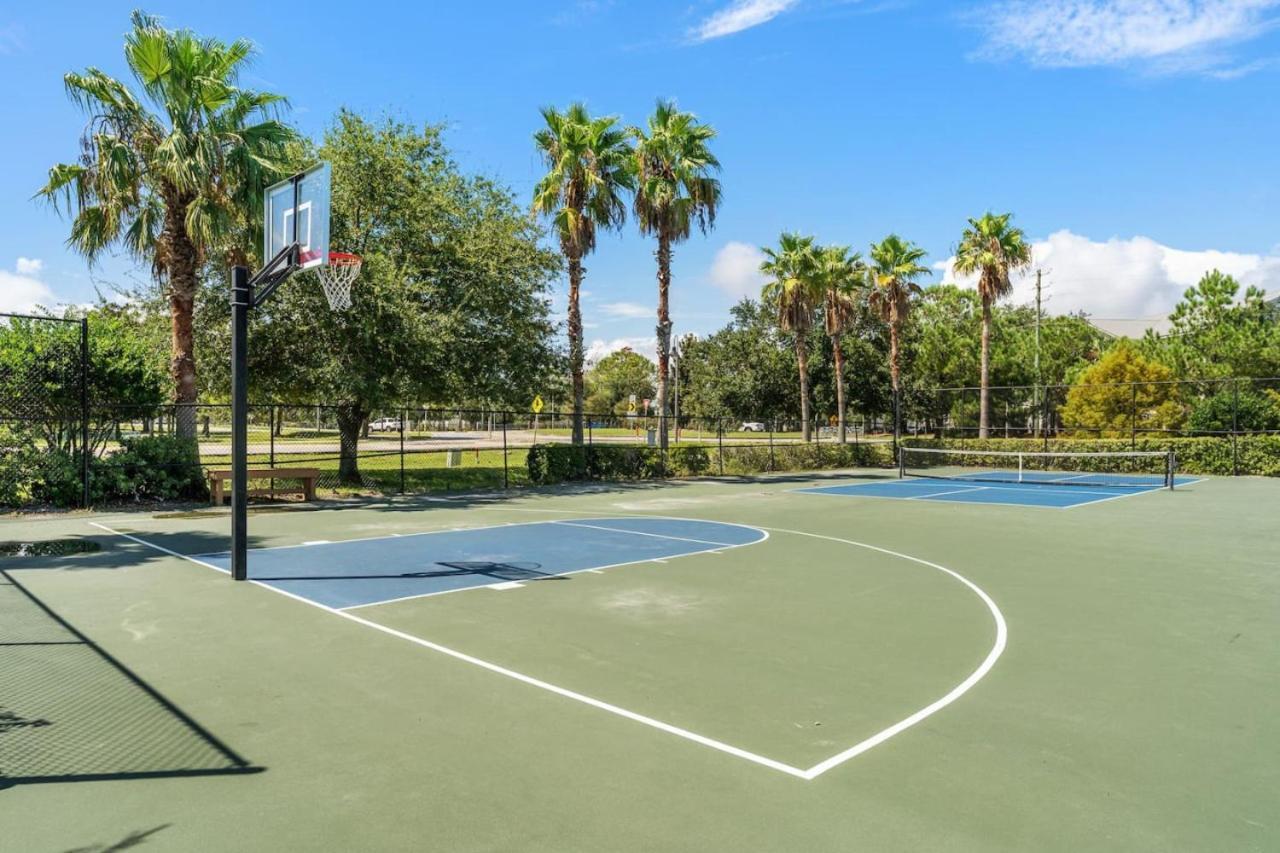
[532,104,635,445]
[585,349,656,415]
[230,113,560,482]
[629,100,722,450]
[0,306,166,456]
[953,212,1033,437]
[761,233,821,440]
[868,235,930,434]
[37,11,296,436]
[1187,387,1280,433]
[1060,341,1185,436]
[816,245,865,442]
[1145,270,1280,378]
[678,301,798,423]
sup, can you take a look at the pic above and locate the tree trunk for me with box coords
[567,254,586,445]
[335,403,368,485]
[165,199,200,439]
[832,335,847,443]
[979,296,992,438]
[889,302,901,439]
[797,337,811,442]
[654,233,673,451]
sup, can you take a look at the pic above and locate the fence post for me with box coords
[399,407,406,494]
[718,417,725,476]
[79,317,90,508]
[1043,390,1051,452]
[1130,383,1138,449]
[502,416,509,489]
[268,404,276,500]
[769,419,776,471]
[1232,379,1240,477]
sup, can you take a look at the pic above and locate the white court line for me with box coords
[335,522,768,611]
[550,520,741,549]
[301,540,331,546]
[91,511,1004,780]
[488,581,524,590]
[88,520,807,780]
[905,486,990,500]
[484,508,1009,780]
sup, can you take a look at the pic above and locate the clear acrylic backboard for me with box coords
[264,162,330,270]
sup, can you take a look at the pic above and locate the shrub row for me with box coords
[526,441,894,485]
[0,435,209,507]
[900,436,1280,477]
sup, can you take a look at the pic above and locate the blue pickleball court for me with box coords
[198,517,766,609]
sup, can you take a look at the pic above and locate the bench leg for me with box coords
[304,478,316,501]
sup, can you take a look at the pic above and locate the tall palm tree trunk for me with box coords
[797,337,812,442]
[567,255,586,445]
[654,233,672,451]
[166,203,199,439]
[979,297,992,438]
[832,335,847,443]
[889,303,901,440]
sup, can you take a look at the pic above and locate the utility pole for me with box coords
[1034,269,1043,438]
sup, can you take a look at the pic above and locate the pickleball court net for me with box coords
[898,447,1177,489]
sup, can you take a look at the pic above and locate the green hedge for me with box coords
[526,441,893,485]
[901,436,1280,477]
[0,435,208,508]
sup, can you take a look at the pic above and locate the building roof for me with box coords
[1087,316,1175,339]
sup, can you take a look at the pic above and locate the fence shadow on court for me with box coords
[0,569,263,789]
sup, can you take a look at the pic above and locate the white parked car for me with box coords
[740,421,766,432]
[369,417,403,432]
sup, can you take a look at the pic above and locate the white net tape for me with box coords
[316,253,361,311]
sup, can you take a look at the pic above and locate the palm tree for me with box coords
[953,212,1033,437]
[630,100,722,451]
[533,103,635,444]
[761,233,820,441]
[38,11,295,437]
[817,245,865,443]
[868,235,929,441]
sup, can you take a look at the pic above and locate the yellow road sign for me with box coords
[531,395,545,414]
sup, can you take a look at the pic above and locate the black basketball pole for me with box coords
[230,266,250,581]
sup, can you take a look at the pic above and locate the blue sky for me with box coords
[3,0,1279,359]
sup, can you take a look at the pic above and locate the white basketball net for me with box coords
[316,253,361,311]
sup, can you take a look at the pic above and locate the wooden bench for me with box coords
[207,468,320,505]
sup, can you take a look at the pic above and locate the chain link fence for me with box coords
[2,315,1278,510]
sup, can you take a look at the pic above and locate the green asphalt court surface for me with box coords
[2,470,1276,852]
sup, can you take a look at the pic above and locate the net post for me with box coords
[502,415,509,490]
[897,447,906,479]
[1017,452,1024,483]
[1167,448,1176,490]
[399,408,406,495]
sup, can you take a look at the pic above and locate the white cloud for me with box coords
[586,336,658,364]
[708,241,768,298]
[935,229,1280,318]
[692,0,802,41]
[0,259,58,314]
[973,0,1280,74]
[599,301,653,319]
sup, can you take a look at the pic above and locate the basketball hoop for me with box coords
[316,251,361,311]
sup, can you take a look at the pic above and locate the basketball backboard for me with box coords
[264,162,330,271]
